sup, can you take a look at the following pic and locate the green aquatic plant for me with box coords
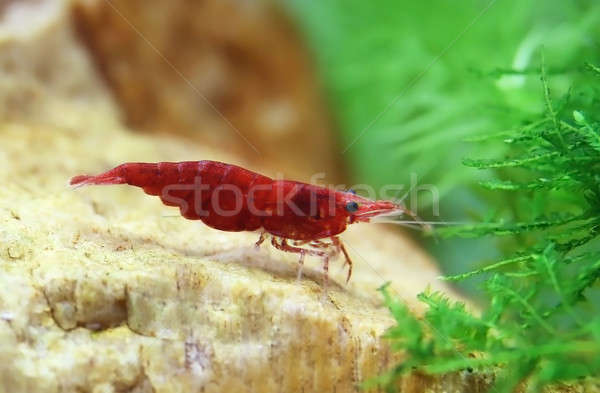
[284,1,600,388]
[375,63,600,392]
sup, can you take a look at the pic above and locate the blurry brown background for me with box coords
[72,0,344,182]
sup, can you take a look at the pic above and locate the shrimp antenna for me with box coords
[387,179,448,241]
[374,217,471,243]
[399,206,433,235]
[392,177,418,204]
[373,219,469,227]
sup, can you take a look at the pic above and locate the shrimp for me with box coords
[70,161,417,284]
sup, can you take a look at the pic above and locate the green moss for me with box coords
[374,63,600,391]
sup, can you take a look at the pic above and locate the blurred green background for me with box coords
[283,0,600,290]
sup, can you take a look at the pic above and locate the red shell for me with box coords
[70,161,398,241]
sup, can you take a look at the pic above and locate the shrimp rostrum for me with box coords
[71,161,415,284]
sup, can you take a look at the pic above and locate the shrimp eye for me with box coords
[345,201,359,213]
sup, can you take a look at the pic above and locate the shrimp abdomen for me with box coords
[70,161,272,232]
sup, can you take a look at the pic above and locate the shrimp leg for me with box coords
[331,237,353,283]
[291,237,353,283]
[271,237,330,284]
[255,232,267,249]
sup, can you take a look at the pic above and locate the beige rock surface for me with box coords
[0,121,462,393]
[0,1,477,392]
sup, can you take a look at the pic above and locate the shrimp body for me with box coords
[71,161,408,283]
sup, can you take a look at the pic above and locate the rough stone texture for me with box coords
[0,1,482,392]
[0,122,463,393]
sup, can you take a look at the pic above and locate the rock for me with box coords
[0,1,473,392]
[0,120,459,393]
